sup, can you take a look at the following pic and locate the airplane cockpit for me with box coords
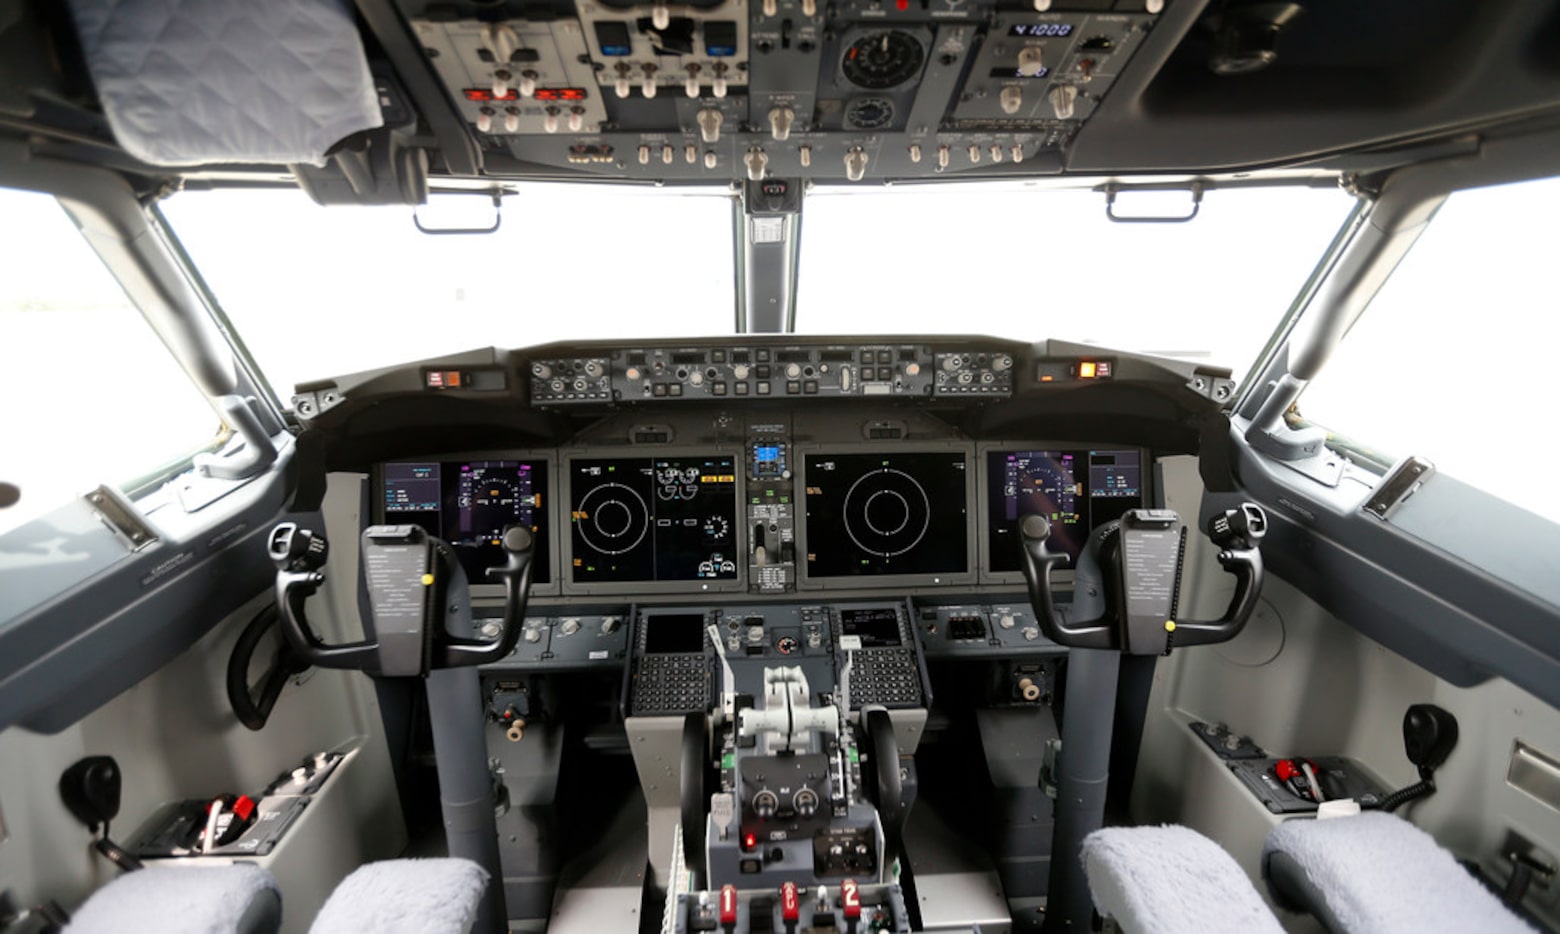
[3,1,1560,932]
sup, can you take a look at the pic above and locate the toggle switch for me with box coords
[503,108,520,133]
[937,144,950,169]
[1050,84,1077,119]
[543,106,560,133]
[1001,85,1023,115]
[844,147,868,182]
[476,108,494,133]
[799,145,812,167]
[568,107,585,132]
[909,143,922,163]
[698,107,723,143]
[641,64,658,98]
[652,2,671,29]
[492,70,512,99]
[769,106,795,141]
[519,71,537,98]
[745,148,768,181]
[685,64,702,98]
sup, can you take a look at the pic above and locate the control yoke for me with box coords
[268,522,534,675]
[1018,504,1267,655]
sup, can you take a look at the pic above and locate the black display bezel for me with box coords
[795,443,977,590]
[560,447,746,596]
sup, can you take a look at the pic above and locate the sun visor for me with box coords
[67,0,383,167]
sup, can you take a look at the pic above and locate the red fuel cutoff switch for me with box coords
[841,878,862,928]
[780,881,800,929]
[719,884,738,930]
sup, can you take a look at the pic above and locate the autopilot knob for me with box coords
[601,616,621,634]
[559,617,581,636]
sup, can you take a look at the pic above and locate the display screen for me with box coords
[840,607,903,647]
[382,460,550,584]
[643,613,709,654]
[1008,23,1073,37]
[803,452,969,578]
[569,455,738,584]
[986,449,1144,571]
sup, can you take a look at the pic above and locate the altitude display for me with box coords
[381,460,550,584]
[803,452,968,577]
[569,455,738,584]
[986,449,1143,571]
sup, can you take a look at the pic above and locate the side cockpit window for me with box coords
[0,187,223,537]
[1295,174,1560,527]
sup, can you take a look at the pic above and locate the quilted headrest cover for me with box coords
[67,0,383,167]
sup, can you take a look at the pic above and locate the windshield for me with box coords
[161,181,1356,398]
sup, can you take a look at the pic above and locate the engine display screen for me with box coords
[643,613,709,654]
[986,449,1144,571]
[803,451,968,578]
[381,460,550,584]
[839,607,903,646]
[569,455,738,584]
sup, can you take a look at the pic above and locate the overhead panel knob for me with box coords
[803,0,818,15]
[990,144,1003,162]
[641,64,658,98]
[769,106,795,142]
[543,107,560,133]
[476,109,494,133]
[1050,84,1077,119]
[763,0,777,16]
[638,144,652,165]
[615,75,631,98]
[652,2,671,29]
[685,64,702,98]
[1017,47,1045,78]
[1033,0,1052,9]
[519,71,537,98]
[568,107,585,132]
[1001,85,1023,115]
[712,64,729,98]
[503,109,520,133]
[909,143,922,163]
[704,150,718,169]
[937,145,950,169]
[799,145,812,167]
[698,107,724,143]
[686,143,698,163]
[1012,143,1025,163]
[745,148,768,181]
[844,147,868,182]
[968,143,981,163]
[662,144,675,164]
[493,70,511,99]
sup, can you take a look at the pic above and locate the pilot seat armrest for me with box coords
[1263,812,1535,933]
[1082,825,1284,934]
[64,863,281,934]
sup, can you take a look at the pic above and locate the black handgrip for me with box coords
[436,525,534,668]
[865,707,904,869]
[270,523,382,670]
[226,604,310,731]
[1018,515,1116,649]
[1168,504,1268,647]
[679,711,707,885]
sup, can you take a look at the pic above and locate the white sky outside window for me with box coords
[0,189,220,536]
[161,185,738,397]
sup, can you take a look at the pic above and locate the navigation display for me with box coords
[803,452,969,578]
[569,455,738,584]
[382,460,550,583]
[986,449,1144,571]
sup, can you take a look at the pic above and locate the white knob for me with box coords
[652,2,671,29]
[844,147,868,182]
[968,143,981,163]
[1017,47,1045,78]
[493,73,511,99]
[786,363,802,379]
[909,143,922,163]
[763,0,776,15]
[689,370,705,386]
[476,110,494,133]
[602,617,620,634]
[1033,0,1052,9]
[503,110,520,133]
[1001,85,1023,115]
[543,108,560,133]
[1011,144,1025,163]
[799,145,812,167]
[999,614,1015,629]
[990,144,1003,162]
[745,148,768,181]
[803,0,817,15]
[1146,0,1163,11]
[686,66,702,98]
[525,627,542,643]
[642,68,658,98]
[662,144,675,164]
[904,362,920,376]
[1050,84,1077,119]
[568,108,584,132]
[638,145,651,165]
[698,108,723,143]
[704,150,718,169]
[685,143,698,163]
[519,73,537,98]
[733,364,750,379]
[712,74,728,98]
[560,618,580,635]
[615,75,631,98]
[937,145,950,169]
[769,106,795,141]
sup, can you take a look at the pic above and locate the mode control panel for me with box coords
[523,342,1016,406]
[747,421,796,594]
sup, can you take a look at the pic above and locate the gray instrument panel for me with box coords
[397,0,1160,183]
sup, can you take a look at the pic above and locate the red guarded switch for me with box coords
[719,884,738,926]
[841,879,861,919]
[780,881,800,921]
